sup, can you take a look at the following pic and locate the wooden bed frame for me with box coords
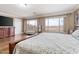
[9,33,39,54]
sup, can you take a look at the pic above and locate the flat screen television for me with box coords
[0,16,13,26]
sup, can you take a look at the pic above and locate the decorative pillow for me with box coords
[72,30,79,40]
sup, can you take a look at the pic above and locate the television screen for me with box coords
[0,16,13,26]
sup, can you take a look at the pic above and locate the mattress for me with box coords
[14,32,79,54]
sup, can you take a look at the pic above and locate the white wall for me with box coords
[13,18,22,35]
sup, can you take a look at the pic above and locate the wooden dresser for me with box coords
[0,26,15,38]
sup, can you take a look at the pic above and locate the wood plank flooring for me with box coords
[0,34,30,54]
[0,38,9,54]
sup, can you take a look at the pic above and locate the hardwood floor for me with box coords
[0,38,9,54]
[0,34,30,54]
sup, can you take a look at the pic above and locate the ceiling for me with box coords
[0,4,79,19]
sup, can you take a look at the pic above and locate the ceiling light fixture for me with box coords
[19,4,27,7]
[24,4,27,6]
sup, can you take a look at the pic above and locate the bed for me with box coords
[14,30,79,54]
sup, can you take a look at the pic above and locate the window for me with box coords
[45,17,64,32]
[27,19,37,34]
[59,17,64,32]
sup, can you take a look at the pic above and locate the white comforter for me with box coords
[14,32,79,54]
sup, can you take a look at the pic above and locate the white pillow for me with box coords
[72,30,79,40]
